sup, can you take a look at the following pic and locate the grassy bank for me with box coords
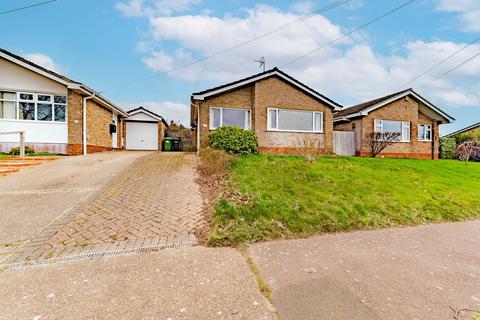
[209,155,480,246]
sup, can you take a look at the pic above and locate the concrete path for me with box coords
[0,247,277,320]
[0,151,148,246]
[249,221,480,320]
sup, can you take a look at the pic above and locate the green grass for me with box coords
[0,152,58,158]
[208,155,480,246]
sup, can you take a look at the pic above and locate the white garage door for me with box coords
[126,121,158,150]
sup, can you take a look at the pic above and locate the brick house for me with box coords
[443,121,480,140]
[190,67,342,153]
[334,89,455,159]
[0,48,128,155]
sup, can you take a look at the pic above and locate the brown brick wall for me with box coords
[86,99,113,148]
[68,90,83,146]
[334,97,439,159]
[192,76,334,153]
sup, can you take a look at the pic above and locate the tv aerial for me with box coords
[255,56,266,72]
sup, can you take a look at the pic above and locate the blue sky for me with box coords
[1,0,480,133]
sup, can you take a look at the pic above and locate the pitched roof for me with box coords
[127,107,169,127]
[0,48,128,116]
[443,121,480,138]
[191,67,342,110]
[333,89,454,124]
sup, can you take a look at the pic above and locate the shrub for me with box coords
[208,126,258,155]
[9,146,35,156]
[198,147,237,177]
[440,137,457,159]
[295,135,325,163]
[455,140,480,164]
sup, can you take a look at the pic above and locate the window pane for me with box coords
[0,101,16,119]
[38,95,51,102]
[211,108,221,128]
[425,126,431,140]
[223,109,247,129]
[54,96,67,104]
[418,125,425,140]
[382,120,402,133]
[278,110,313,131]
[20,93,33,100]
[37,103,53,121]
[314,113,322,131]
[19,102,35,120]
[0,92,16,100]
[54,104,66,122]
[402,122,410,142]
[269,109,277,129]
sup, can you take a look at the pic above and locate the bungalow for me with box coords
[190,67,342,153]
[0,48,129,155]
[334,89,455,159]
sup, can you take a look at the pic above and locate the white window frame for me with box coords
[418,124,432,142]
[0,91,17,119]
[374,119,410,142]
[209,107,251,130]
[267,108,324,133]
[0,90,67,123]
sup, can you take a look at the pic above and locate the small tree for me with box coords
[456,140,480,165]
[295,135,325,163]
[440,137,457,159]
[367,131,401,158]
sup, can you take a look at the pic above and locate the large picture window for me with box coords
[418,124,432,141]
[210,107,250,130]
[374,119,410,142]
[0,91,67,122]
[267,108,323,133]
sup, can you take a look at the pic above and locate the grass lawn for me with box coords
[209,155,480,246]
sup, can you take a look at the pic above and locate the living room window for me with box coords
[0,91,67,122]
[210,107,250,130]
[374,119,410,142]
[267,108,323,133]
[418,124,432,141]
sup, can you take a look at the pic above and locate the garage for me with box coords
[125,107,168,151]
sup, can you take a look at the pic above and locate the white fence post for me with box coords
[0,131,26,157]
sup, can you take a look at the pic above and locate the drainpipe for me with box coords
[82,93,95,155]
[192,102,201,156]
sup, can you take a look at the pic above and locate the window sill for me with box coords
[0,118,67,124]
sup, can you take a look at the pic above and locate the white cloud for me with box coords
[120,2,480,113]
[341,0,364,10]
[290,1,315,14]
[436,0,480,32]
[23,53,60,73]
[116,0,202,17]
[121,101,189,125]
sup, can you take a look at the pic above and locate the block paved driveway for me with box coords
[1,152,206,265]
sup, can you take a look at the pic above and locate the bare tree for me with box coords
[456,140,480,165]
[295,135,325,163]
[367,132,401,158]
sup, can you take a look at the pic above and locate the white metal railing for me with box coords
[0,131,25,157]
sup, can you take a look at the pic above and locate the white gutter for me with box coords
[82,94,95,155]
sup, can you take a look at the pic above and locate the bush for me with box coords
[440,137,457,159]
[198,147,237,177]
[455,140,480,163]
[208,126,258,155]
[9,146,35,156]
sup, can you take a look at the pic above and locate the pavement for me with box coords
[249,220,480,320]
[0,247,277,320]
[0,151,148,246]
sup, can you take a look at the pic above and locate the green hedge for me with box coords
[440,137,457,159]
[208,126,258,155]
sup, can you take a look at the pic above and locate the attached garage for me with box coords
[125,107,168,151]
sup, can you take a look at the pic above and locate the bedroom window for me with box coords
[418,124,432,141]
[0,91,67,122]
[374,119,410,142]
[267,108,323,133]
[210,107,250,130]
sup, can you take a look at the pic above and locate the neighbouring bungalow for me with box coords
[334,89,455,159]
[190,67,343,154]
[443,121,480,140]
[0,48,168,155]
